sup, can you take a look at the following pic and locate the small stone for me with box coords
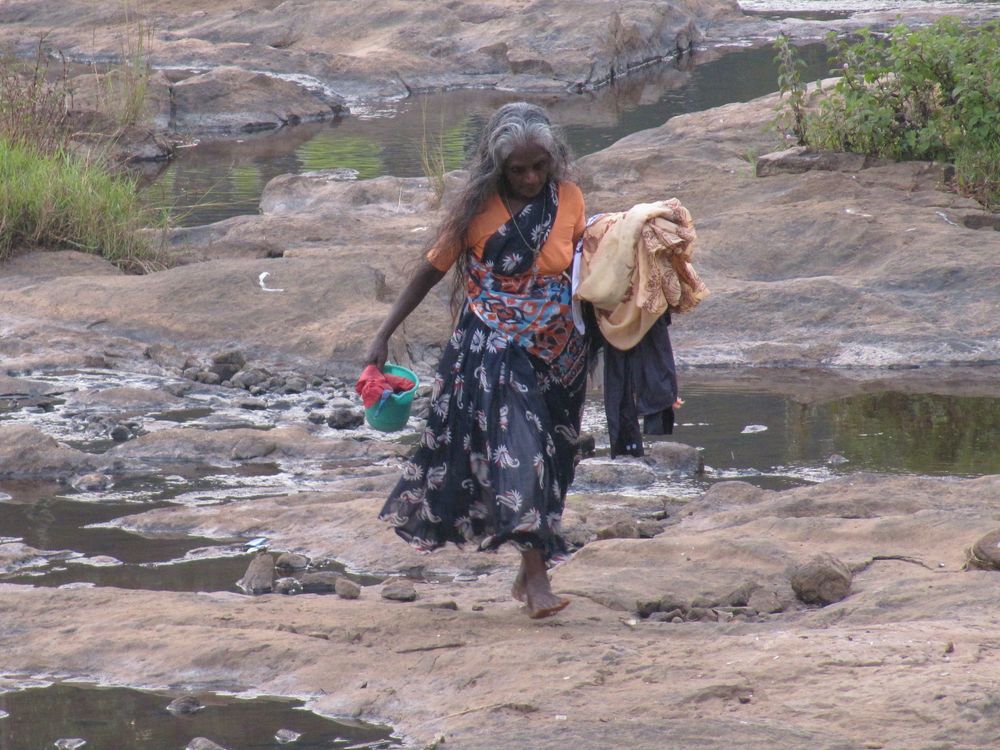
[967,529,1000,570]
[789,553,852,605]
[671,616,684,624]
[238,553,275,595]
[196,370,222,385]
[186,739,229,750]
[109,424,131,442]
[275,729,302,744]
[723,581,761,607]
[747,588,784,614]
[327,407,364,429]
[687,607,708,621]
[335,578,362,600]
[166,695,204,715]
[944,642,955,655]
[471,605,485,612]
[70,472,112,492]
[274,576,303,595]
[595,516,640,540]
[209,349,247,381]
[299,571,340,593]
[275,552,310,571]
[381,578,418,602]
[307,412,326,424]
[282,377,308,394]
[239,398,267,411]
[182,366,201,381]
[827,453,850,465]
[417,600,459,611]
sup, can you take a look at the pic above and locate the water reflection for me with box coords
[146,43,833,226]
[0,683,399,750]
[653,383,1000,478]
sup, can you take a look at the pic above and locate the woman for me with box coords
[364,102,588,619]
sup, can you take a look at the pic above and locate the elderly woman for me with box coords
[365,102,587,619]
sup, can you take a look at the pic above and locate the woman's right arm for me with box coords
[363,258,447,369]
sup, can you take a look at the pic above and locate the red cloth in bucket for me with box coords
[355,364,415,409]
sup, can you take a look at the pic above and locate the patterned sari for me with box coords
[379,181,587,562]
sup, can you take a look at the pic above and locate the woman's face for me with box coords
[502,142,552,201]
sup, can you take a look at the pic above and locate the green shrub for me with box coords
[777,19,1000,208]
[0,138,160,270]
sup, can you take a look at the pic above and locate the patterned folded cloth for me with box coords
[355,365,415,409]
[575,199,708,350]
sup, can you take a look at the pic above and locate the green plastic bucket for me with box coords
[364,363,420,432]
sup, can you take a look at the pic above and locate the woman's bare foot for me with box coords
[511,559,527,602]
[520,550,570,619]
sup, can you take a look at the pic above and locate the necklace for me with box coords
[501,192,541,256]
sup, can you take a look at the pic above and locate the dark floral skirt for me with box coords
[379,307,587,562]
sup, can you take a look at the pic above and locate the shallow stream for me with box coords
[0,681,399,750]
[145,43,833,226]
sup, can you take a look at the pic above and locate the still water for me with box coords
[0,683,398,750]
[146,43,833,226]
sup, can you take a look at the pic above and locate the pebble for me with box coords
[166,695,204,715]
[275,729,302,744]
[335,578,362,600]
[381,579,418,602]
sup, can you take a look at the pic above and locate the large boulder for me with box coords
[171,67,346,133]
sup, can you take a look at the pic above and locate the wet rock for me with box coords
[595,516,641,540]
[144,342,189,371]
[209,349,247,382]
[327,407,364,430]
[282,376,308,394]
[53,739,86,750]
[238,553,275,595]
[274,576,303,595]
[196,371,222,386]
[659,593,690,615]
[69,472,112,492]
[573,458,656,489]
[381,579,417,602]
[0,425,96,479]
[827,454,850,465]
[755,146,869,177]
[109,424,132,442]
[307,412,327,424]
[166,694,204,715]
[275,728,302,744]
[239,397,267,411]
[275,552,310,571]
[966,529,1000,570]
[172,67,345,134]
[299,571,340,593]
[643,441,703,475]
[186,739,229,750]
[577,432,597,458]
[230,437,277,461]
[335,578,362,600]
[789,554,853,606]
[230,367,270,390]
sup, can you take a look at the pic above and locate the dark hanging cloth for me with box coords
[603,312,677,458]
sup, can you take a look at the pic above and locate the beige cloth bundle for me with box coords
[575,199,708,350]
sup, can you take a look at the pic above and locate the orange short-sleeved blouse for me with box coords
[426,181,586,275]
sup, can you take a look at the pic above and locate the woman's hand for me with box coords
[364,336,389,370]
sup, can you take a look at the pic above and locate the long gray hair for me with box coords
[436,102,574,313]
